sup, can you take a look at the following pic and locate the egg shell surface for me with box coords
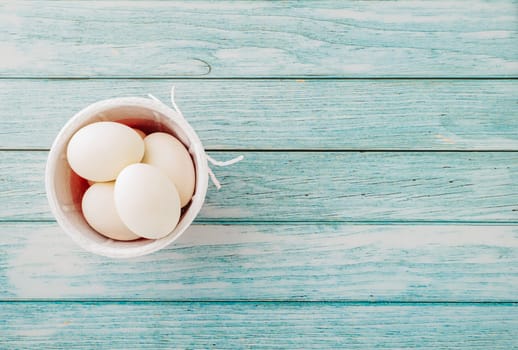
[114,163,181,239]
[67,121,145,182]
[82,182,141,241]
[142,132,195,207]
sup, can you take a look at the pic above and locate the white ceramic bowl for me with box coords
[45,97,208,258]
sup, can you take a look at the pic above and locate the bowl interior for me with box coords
[47,100,206,258]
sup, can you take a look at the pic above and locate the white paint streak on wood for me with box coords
[1,222,517,301]
[6,225,106,298]
[462,31,513,39]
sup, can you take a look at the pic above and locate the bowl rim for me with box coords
[45,96,209,258]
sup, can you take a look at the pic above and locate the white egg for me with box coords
[142,132,195,207]
[67,121,144,182]
[114,163,181,239]
[82,182,140,241]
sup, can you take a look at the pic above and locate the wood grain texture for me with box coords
[1,79,517,150]
[1,1,517,77]
[1,151,516,222]
[1,0,517,345]
[1,302,517,349]
[1,222,517,301]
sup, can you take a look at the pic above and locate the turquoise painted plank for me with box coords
[1,1,517,77]
[1,79,517,150]
[1,222,517,301]
[1,151,516,222]
[1,302,517,349]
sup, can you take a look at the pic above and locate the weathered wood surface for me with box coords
[1,1,517,77]
[1,302,517,349]
[1,222,517,301]
[1,79,517,150]
[1,151,516,222]
[1,0,517,347]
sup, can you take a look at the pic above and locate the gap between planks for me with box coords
[1,77,518,80]
[3,149,518,152]
[0,300,516,305]
[2,219,518,225]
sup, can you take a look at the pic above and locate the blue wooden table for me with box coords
[1,1,517,348]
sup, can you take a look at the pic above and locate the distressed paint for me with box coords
[1,302,517,349]
[1,0,517,347]
[0,222,517,301]
[1,151,516,222]
[0,79,517,150]
[0,1,517,77]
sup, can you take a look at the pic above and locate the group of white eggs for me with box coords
[67,121,195,241]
